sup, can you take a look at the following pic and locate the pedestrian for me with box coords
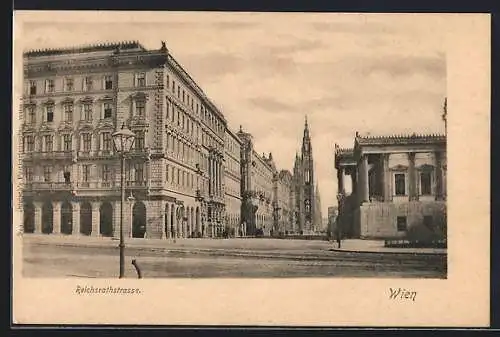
[336,227,342,249]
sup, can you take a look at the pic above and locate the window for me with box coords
[177,85,180,98]
[182,90,185,103]
[64,104,73,121]
[82,134,92,152]
[26,106,36,124]
[63,166,71,184]
[176,168,180,185]
[46,105,54,122]
[102,165,110,181]
[420,171,432,195]
[29,81,37,95]
[25,167,33,182]
[25,135,35,152]
[166,165,169,182]
[103,103,112,119]
[423,216,433,231]
[305,200,310,213]
[83,77,93,91]
[135,100,145,117]
[172,80,175,92]
[101,132,111,151]
[134,163,144,182]
[135,131,145,150]
[305,169,310,184]
[65,78,74,92]
[394,173,406,196]
[83,103,92,121]
[44,135,53,152]
[82,165,90,182]
[396,216,407,231]
[136,73,146,87]
[45,79,55,93]
[166,75,170,88]
[104,75,113,90]
[43,166,52,182]
[63,134,72,151]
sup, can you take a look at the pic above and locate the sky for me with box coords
[19,12,447,216]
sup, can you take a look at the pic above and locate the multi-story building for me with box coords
[21,41,227,239]
[334,132,447,239]
[237,126,276,236]
[273,170,294,235]
[292,117,322,234]
[224,128,242,237]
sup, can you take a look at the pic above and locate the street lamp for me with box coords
[112,123,136,279]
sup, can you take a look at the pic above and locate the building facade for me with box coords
[292,117,322,234]
[273,169,294,235]
[224,128,242,237]
[334,132,447,239]
[21,41,228,239]
[237,126,277,236]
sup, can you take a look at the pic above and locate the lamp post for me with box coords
[112,123,136,279]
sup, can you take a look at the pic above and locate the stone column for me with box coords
[71,202,80,235]
[360,155,369,203]
[91,201,101,236]
[382,154,391,201]
[208,157,212,195]
[34,201,43,234]
[337,167,344,194]
[52,201,61,234]
[408,153,417,201]
[435,151,443,200]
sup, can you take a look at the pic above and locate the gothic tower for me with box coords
[301,116,315,233]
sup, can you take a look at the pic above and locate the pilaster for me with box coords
[33,201,43,234]
[52,201,61,234]
[91,201,101,236]
[71,202,81,235]
[337,167,344,194]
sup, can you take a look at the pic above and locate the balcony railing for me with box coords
[24,182,73,191]
[126,180,147,188]
[24,151,74,161]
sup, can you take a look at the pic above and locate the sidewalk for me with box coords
[329,239,447,255]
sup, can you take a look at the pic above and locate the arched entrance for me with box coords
[60,201,73,234]
[80,202,92,235]
[41,201,53,234]
[132,201,146,238]
[23,203,35,233]
[100,202,113,237]
[164,204,169,238]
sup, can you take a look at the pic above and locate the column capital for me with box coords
[91,201,101,210]
[52,201,61,210]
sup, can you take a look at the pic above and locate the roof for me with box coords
[355,132,446,146]
[23,41,146,57]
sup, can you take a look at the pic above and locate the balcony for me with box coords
[24,151,75,161]
[195,163,204,175]
[128,148,150,160]
[195,189,205,201]
[24,182,73,191]
[126,180,148,188]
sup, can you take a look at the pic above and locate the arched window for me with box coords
[305,169,310,184]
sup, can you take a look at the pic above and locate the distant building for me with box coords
[274,170,294,235]
[334,132,447,239]
[327,206,338,236]
[238,126,276,236]
[224,128,242,237]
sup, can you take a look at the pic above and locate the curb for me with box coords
[328,248,447,256]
